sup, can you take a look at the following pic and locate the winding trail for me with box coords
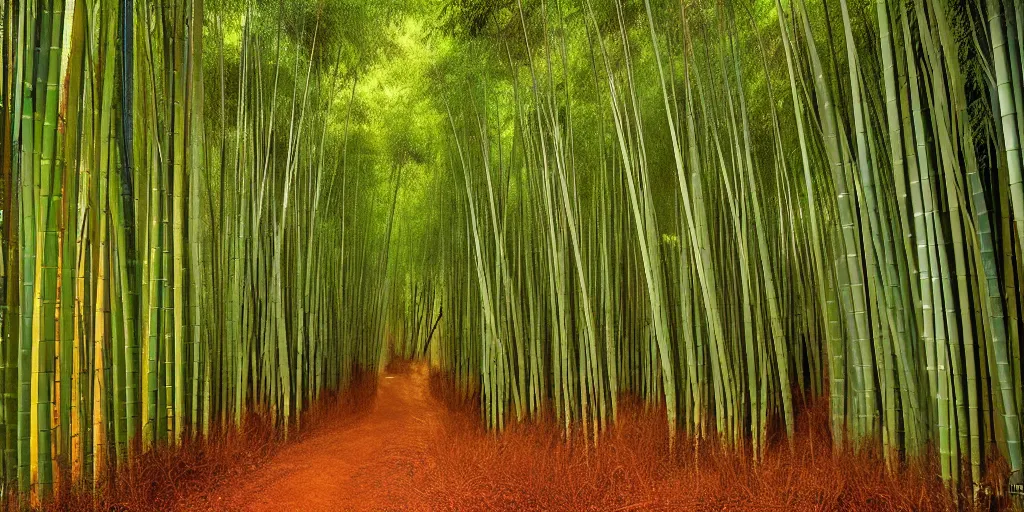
[204,362,445,511]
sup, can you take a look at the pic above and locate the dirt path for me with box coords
[182,361,965,512]
[205,363,444,511]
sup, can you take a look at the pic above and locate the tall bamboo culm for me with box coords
[0,0,389,502]
[426,0,1024,498]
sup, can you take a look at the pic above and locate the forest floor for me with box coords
[182,361,443,510]
[170,360,987,511]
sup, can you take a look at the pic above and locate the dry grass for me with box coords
[38,370,378,512]
[25,364,1020,511]
[421,372,1012,511]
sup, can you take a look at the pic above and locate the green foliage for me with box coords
[2,0,1024,505]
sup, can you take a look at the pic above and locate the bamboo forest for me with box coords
[2,0,1024,509]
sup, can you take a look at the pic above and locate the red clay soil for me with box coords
[175,361,1002,511]
[184,362,443,510]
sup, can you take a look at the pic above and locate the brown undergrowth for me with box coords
[423,372,1011,511]
[39,370,377,512]
[31,362,1018,511]
[385,357,416,374]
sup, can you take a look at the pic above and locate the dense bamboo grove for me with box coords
[2,0,1024,504]
[419,0,1024,493]
[0,0,406,501]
